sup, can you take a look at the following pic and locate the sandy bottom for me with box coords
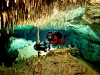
[0,48,100,75]
[77,56,100,75]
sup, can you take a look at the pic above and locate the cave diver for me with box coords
[34,31,70,52]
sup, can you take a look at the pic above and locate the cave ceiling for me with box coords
[0,0,89,26]
[0,0,100,38]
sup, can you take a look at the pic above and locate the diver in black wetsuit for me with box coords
[34,31,70,52]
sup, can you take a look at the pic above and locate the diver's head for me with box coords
[46,32,54,41]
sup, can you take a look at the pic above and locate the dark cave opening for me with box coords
[0,33,16,67]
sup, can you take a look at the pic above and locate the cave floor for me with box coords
[0,48,100,75]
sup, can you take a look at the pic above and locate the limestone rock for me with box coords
[82,4,100,24]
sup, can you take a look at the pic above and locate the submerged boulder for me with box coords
[7,37,38,61]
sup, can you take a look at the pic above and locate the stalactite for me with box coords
[58,0,61,11]
[48,5,50,15]
[50,1,53,14]
[11,18,14,34]
[50,2,52,15]
[1,14,4,37]
[0,0,88,26]
[45,3,48,15]
[85,0,88,7]
[5,18,9,34]
[38,0,40,7]
[0,16,1,30]
[33,0,35,7]
[34,0,36,9]
[25,9,28,20]
[40,0,42,5]
[70,0,73,3]
[32,0,34,7]
[2,12,6,28]
[6,24,9,34]
[37,27,40,43]
[73,0,77,4]
[16,10,18,24]
[1,10,10,34]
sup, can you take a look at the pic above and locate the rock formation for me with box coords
[82,0,100,38]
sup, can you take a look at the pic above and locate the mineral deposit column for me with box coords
[37,27,40,43]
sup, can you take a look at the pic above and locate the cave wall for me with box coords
[82,3,100,40]
[70,33,100,62]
